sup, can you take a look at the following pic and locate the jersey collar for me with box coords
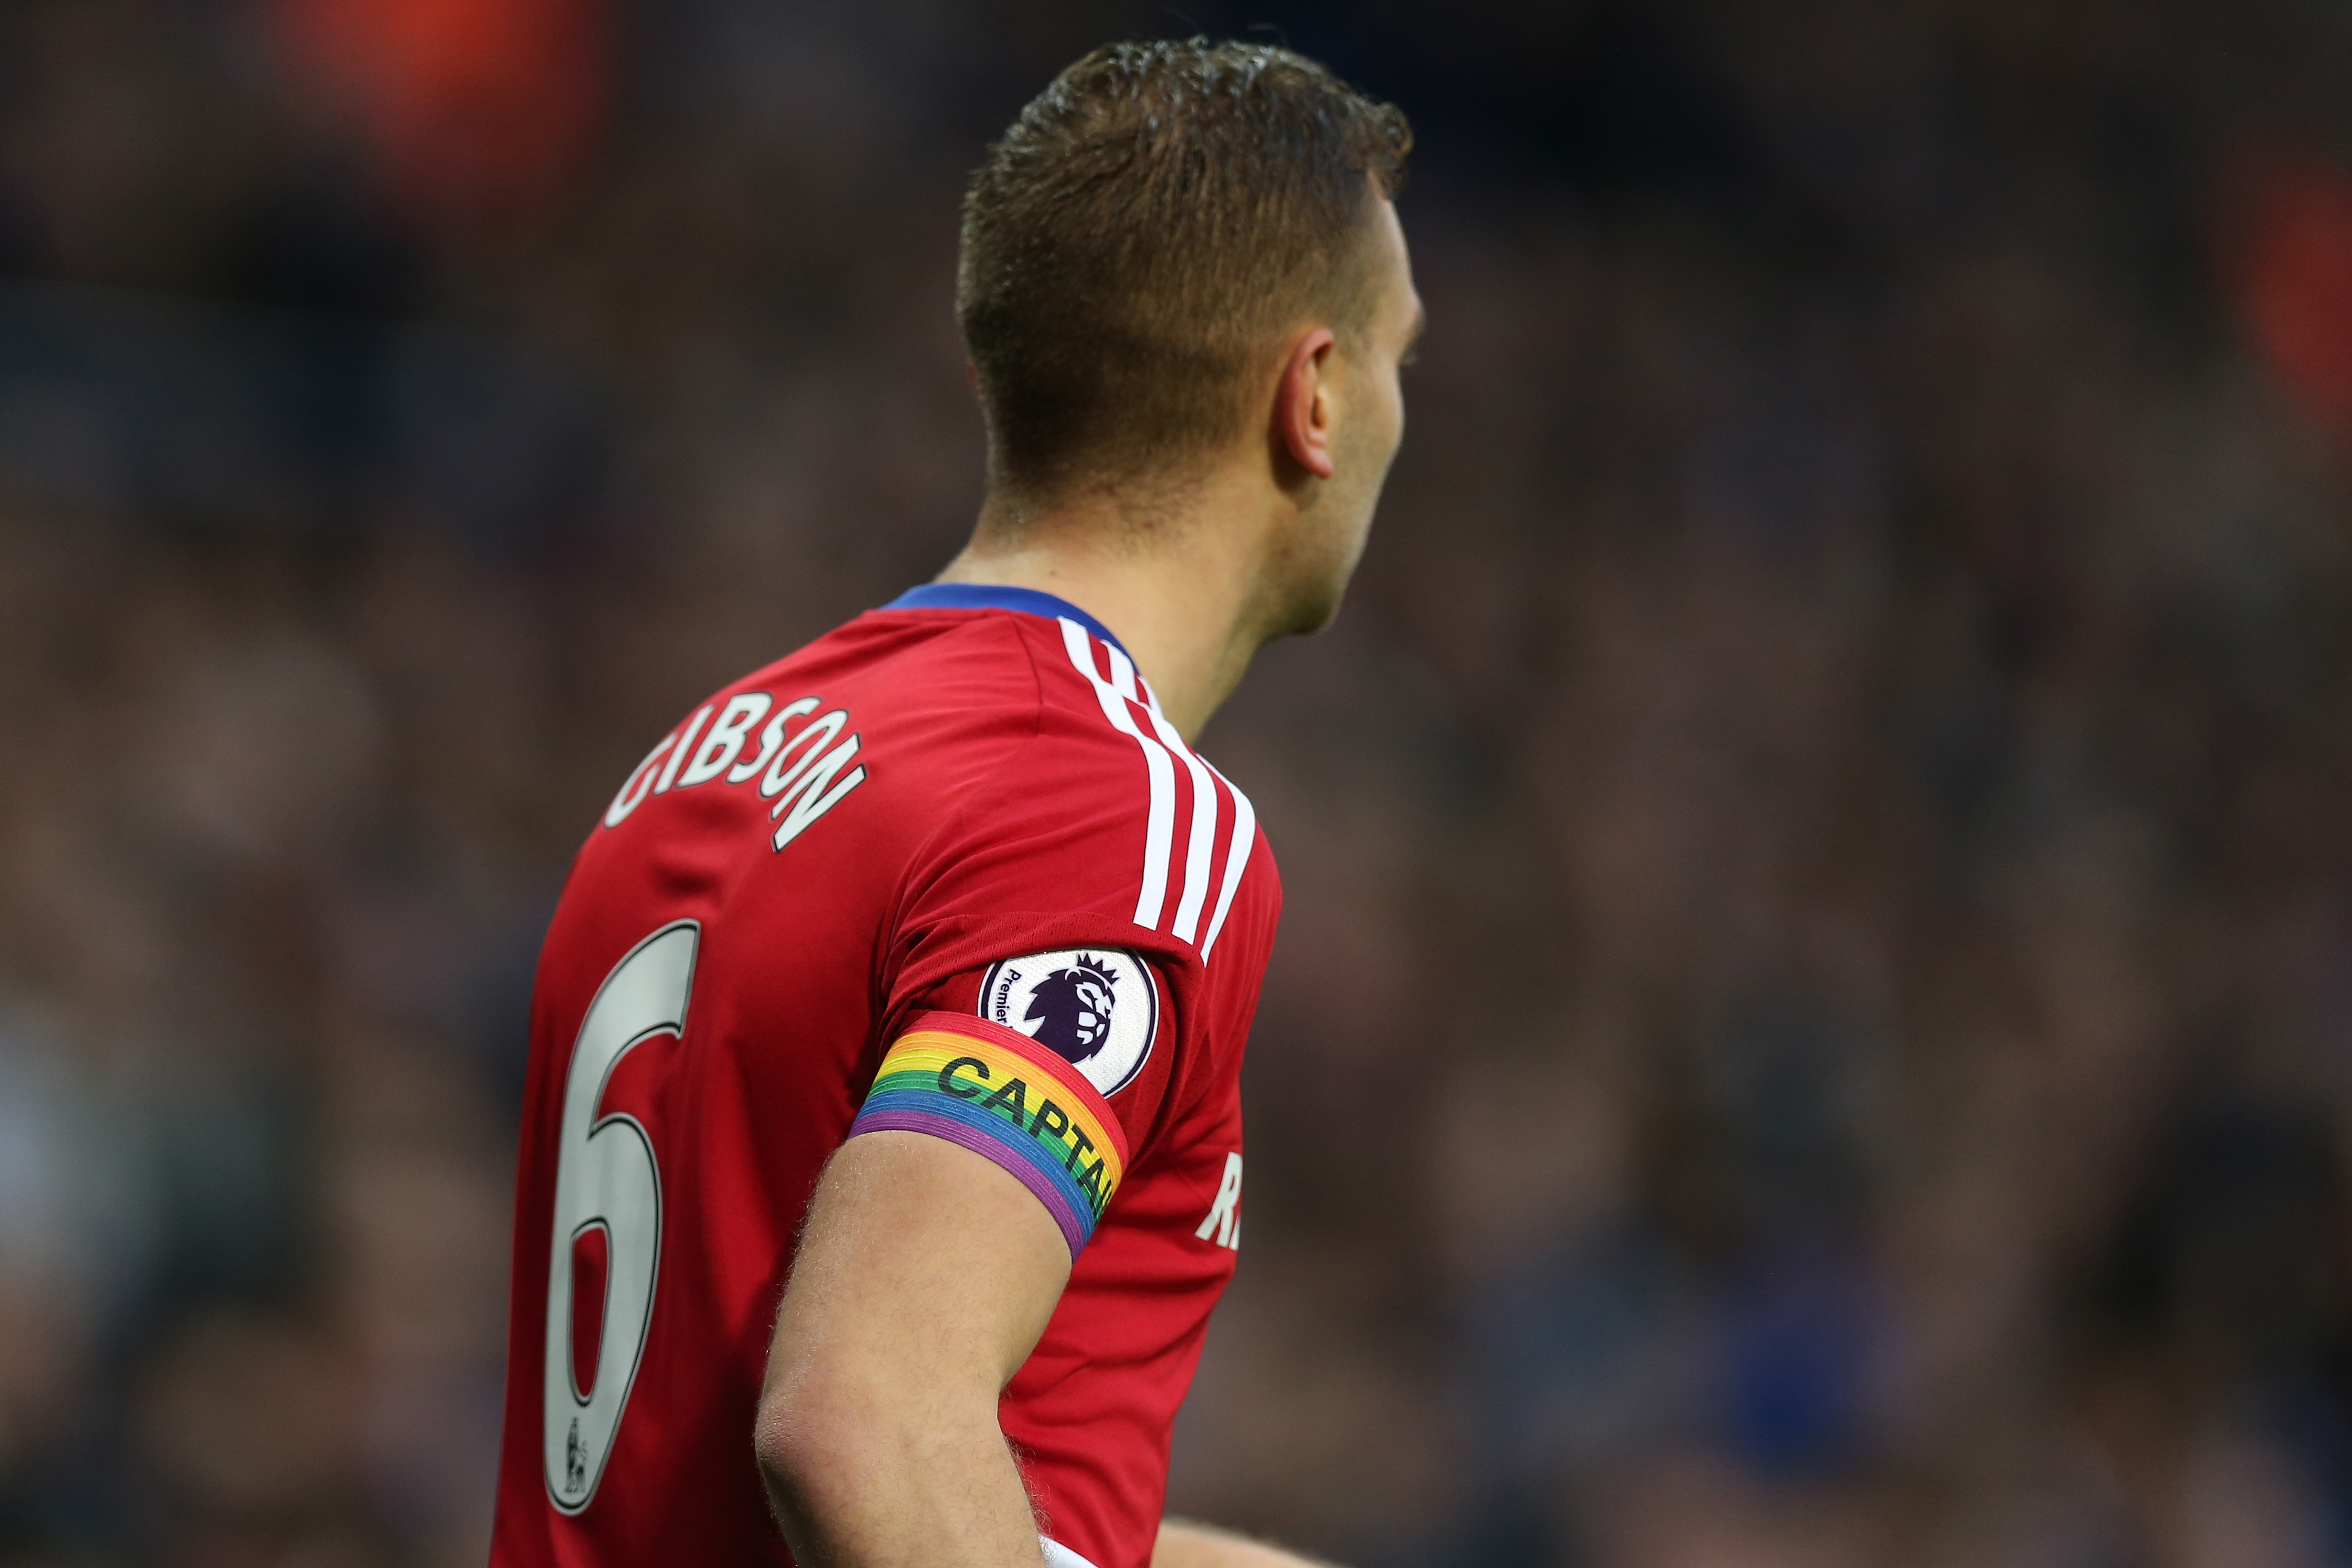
[880,583,1131,660]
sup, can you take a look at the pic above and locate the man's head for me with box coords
[958,40,1420,633]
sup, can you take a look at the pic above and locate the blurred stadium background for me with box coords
[10,0,2352,1563]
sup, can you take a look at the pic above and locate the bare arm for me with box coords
[1155,1521,1341,1568]
[756,1129,1070,1567]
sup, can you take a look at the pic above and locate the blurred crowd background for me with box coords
[9,1,2352,1564]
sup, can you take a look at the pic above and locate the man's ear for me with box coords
[1274,328,1338,481]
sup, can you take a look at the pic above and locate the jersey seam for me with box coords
[874,612,1054,1037]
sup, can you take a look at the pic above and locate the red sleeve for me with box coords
[871,680,1229,1164]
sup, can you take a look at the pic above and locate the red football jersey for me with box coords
[491,585,1281,1568]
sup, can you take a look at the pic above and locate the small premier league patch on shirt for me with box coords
[981,949,1157,1097]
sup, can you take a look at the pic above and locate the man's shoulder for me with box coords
[767,603,1048,716]
[895,613,1277,980]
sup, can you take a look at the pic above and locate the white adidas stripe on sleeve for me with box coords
[1124,655,1223,945]
[1060,618,1254,957]
[1060,617,1178,930]
[1198,759,1256,961]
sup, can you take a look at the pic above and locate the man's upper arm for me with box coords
[758,989,1152,1517]
[756,1128,1070,1555]
[764,1127,1070,1413]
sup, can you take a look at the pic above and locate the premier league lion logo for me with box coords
[1023,954,1118,1064]
[985,947,1156,1094]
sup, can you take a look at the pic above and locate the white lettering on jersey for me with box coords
[729,696,819,785]
[767,732,864,852]
[1195,1151,1242,1250]
[601,693,868,855]
[652,704,714,794]
[678,692,771,787]
[603,734,675,827]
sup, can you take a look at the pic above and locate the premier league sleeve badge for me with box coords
[979,948,1159,1097]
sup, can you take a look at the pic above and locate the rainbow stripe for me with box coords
[850,1013,1130,1258]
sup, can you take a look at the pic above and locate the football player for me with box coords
[491,38,1420,1568]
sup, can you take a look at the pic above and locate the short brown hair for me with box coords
[957,39,1411,501]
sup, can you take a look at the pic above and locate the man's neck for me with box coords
[935,484,1275,742]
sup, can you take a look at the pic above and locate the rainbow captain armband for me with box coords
[850,1011,1131,1258]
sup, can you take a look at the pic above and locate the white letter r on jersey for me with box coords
[1195,1152,1242,1250]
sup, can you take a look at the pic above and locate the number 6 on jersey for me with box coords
[543,921,699,1512]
